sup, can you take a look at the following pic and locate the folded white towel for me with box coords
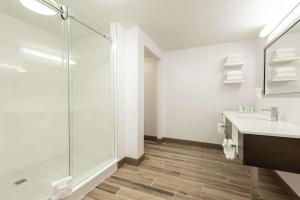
[271,77,298,82]
[226,75,243,80]
[275,47,296,54]
[272,66,296,73]
[226,70,242,76]
[273,72,297,78]
[224,61,244,66]
[275,52,297,58]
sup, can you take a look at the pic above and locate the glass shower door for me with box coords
[0,1,69,200]
[68,18,115,182]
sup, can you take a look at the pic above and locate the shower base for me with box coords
[0,153,116,200]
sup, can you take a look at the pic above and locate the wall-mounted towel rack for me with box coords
[223,54,245,84]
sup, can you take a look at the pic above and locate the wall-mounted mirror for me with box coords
[264,20,300,95]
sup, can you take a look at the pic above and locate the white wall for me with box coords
[123,26,163,159]
[158,40,257,144]
[137,29,163,155]
[111,22,126,160]
[144,56,158,137]
[123,27,139,159]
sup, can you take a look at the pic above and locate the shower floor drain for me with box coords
[14,179,27,185]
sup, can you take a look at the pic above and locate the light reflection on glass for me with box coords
[0,62,27,73]
[20,47,77,65]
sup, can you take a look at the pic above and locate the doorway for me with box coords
[144,48,159,140]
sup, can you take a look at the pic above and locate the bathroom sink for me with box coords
[236,113,269,121]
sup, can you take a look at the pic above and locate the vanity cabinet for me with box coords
[222,111,300,200]
[224,115,300,173]
[222,111,300,174]
[241,134,300,174]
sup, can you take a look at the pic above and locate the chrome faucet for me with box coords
[262,107,279,121]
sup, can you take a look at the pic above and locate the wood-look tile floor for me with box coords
[84,140,294,200]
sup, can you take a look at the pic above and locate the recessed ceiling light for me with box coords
[18,0,57,16]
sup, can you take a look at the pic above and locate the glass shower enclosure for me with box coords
[0,0,115,199]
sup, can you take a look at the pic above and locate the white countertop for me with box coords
[222,111,300,139]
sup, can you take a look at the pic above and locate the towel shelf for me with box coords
[223,54,245,84]
[271,56,300,63]
[224,62,245,67]
[269,78,298,82]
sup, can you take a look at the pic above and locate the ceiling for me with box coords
[65,0,300,51]
[0,0,109,41]
[0,0,63,37]
[1,0,299,51]
[289,20,300,34]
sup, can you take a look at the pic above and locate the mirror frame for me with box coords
[263,19,300,95]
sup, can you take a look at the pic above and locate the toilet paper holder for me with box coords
[218,123,227,128]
